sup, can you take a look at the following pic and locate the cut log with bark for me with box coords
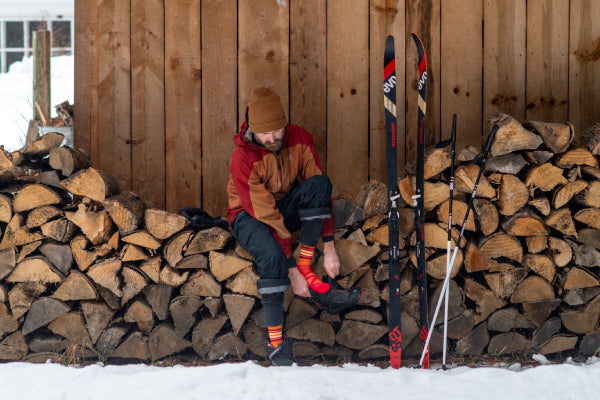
[145,209,189,240]
[60,168,120,202]
[49,146,91,177]
[488,113,543,156]
[525,120,574,154]
[103,191,146,235]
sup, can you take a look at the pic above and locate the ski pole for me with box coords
[443,114,457,369]
[419,124,498,368]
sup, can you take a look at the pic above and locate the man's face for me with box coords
[254,128,285,152]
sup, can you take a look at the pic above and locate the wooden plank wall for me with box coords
[74,0,600,217]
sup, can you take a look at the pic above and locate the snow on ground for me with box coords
[0,358,600,400]
[0,54,74,152]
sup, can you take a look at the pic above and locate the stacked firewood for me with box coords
[1,113,600,365]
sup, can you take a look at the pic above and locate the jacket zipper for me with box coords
[277,154,283,191]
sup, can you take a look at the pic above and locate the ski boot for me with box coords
[310,276,363,314]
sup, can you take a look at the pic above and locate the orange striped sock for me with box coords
[296,244,330,294]
[268,324,283,348]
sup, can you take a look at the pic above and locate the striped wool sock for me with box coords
[268,324,283,348]
[296,244,330,294]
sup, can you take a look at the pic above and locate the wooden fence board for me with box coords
[290,0,327,170]
[526,0,569,123]
[238,0,289,125]
[441,0,483,149]
[327,0,369,197]
[97,0,131,191]
[164,0,202,213]
[369,0,405,183]
[483,0,526,122]
[73,0,97,158]
[406,0,441,166]
[202,0,237,218]
[131,0,165,209]
[569,0,600,134]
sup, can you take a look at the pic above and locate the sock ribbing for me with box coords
[268,324,283,348]
[296,244,330,294]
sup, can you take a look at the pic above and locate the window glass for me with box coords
[6,21,24,48]
[52,21,71,47]
[28,21,47,47]
[6,51,25,70]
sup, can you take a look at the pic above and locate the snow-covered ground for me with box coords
[0,54,74,152]
[0,357,600,400]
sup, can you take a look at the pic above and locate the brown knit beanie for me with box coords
[248,87,287,133]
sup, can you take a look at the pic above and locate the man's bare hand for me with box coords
[323,241,340,278]
[289,267,310,297]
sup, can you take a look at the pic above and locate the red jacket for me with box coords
[227,123,334,257]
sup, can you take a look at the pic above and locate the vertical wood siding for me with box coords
[74,0,600,217]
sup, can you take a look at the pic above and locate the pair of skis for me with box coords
[385,33,428,369]
[385,34,498,369]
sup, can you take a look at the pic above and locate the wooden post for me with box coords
[28,30,51,145]
[33,30,51,120]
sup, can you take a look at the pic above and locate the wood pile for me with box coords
[1,114,600,365]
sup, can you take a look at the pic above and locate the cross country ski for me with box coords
[384,34,402,369]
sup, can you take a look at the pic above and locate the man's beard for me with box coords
[263,140,283,152]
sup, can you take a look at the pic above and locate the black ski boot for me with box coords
[267,338,295,366]
[310,277,363,314]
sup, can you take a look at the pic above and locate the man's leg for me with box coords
[232,211,290,351]
[278,175,333,293]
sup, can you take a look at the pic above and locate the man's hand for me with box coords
[323,241,340,278]
[289,267,310,297]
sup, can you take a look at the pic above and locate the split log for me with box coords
[40,218,77,243]
[103,191,146,235]
[159,265,189,286]
[110,331,149,360]
[163,230,194,267]
[60,168,120,202]
[223,294,255,335]
[437,199,476,231]
[580,123,600,155]
[0,214,44,251]
[563,267,599,290]
[285,319,335,346]
[0,332,28,361]
[52,270,97,301]
[0,248,16,280]
[556,148,598,168]
[553,180,588,209]
[175,254,208,270]
[121,266,148,305]
[488,332,529,355]
[95,325,128,359]
[577,229,600,250]
[574,245,600,268]
[120,244,148,262]
[65,204,112,245]
[484,266,528,299]
[145,209,189,240]
[81,301,115,344]
[124,300,154,333]
[335,238,380,276]
[486,153,527,174]
[209,251,253,282]
[207,333,247,361]
[487,307,535,332]
[8,282,47,319]
[502,212,549,237]
[456,322,489,356]
[575,180,600,208]
[559,308,599,335]
[424,145,451,179]
[446,310,475,340]
[0,193,12,223]
[39,243,72,274]
[454,164,496,198]
[523,254,555,283]
[464,279,507,324]
[184,227,232,256]
[464,244,502,273]
[479,234,523,263]
[539,334,578,355]
[6,256,63,284]
[122,231,162,250]
[148,324,191,361]
[545,208,577,237]
[356,181,388,218]
[143,284,172,320]
[169,295,202,337]
[70,235,97,271]
[225,268,259,298]
[26,205,62,228]
[473,199,499,236]
[574,208,600,230]
[191,315,228,356]
[139,257,161,283]
[522,299,561,327]
[20,132,64,158]
[49,146,91,176]
[525,120,574,154]
[497,175,529,216]
[21,297,71,335]
[48,312,92,348]
[489,113,543,156]
[87,258,123,297]
[526,235,548,254]
[526,163,567,192]
[528,197,551,216]
[181,271,221,297]
[398,177,450,211]
[511,276,555,303]
[427,250,463,280]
